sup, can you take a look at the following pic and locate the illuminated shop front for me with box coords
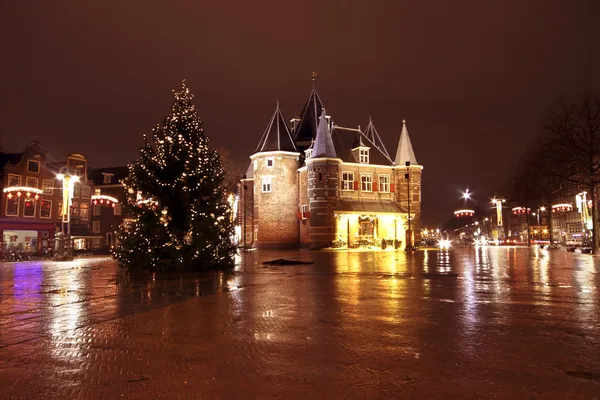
[334,201,408,249]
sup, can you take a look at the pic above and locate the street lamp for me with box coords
[491,198,506,240]
[56,171,79,259]
[462,189,471,201]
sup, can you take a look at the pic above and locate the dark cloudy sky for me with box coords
[1,1,599,225]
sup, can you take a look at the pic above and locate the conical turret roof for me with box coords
[394,119,418,165]
[312,108,337,158]
[293,88,324,144]
[255,102,297,153]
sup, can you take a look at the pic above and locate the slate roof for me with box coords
[88,166,129,185]
[331,126,393,166]
[394,120,418,165]
[0,153,23,170]
[255,103,296,153]
[312,109,337,158]
[293,88,324,145]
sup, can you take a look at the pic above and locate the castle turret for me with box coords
[393,119,423,247]
[307,108,341,249]
[251,102,300,249]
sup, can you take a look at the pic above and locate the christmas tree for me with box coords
[113,81,235,272]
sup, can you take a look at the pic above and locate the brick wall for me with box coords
[394,166,422,244]
[307,158,341,249]
[252,152,299,249]
[238,179,254,248]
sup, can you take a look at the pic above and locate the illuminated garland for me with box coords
[3,186,42,200]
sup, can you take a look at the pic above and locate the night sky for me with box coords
[1,1,599,225]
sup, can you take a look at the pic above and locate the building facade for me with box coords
[88,167,129,252]
[0,142,98,254]
[238,88,423,250]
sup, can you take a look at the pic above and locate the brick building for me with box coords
[88,167,129,252]
[0,142,97,254]
[238,88,423,250]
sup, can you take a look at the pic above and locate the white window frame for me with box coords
[23,198,36,218]
[103,173,113,184]
[27,160,40,174]
[262,176,272,193]
[114,204,122,216]
[5,197,19,217]
[361,173,372,192]
[7,174,22,187]
[378,174,390,193]
[301,204,309,219]
[92,221,101,233]
[342,171,354,191]
[266,157,274,168]
[25,176,39,189]
[359,148,369,164]
[42,179,53,195]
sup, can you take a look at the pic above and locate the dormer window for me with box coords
[359,148,369,164]
[102,173,114,184]
[305,148,313,159]
[266,157,274,168]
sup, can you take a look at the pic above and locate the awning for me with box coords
[334,200,408,215]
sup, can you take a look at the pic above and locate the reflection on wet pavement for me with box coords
[0,248,599,398]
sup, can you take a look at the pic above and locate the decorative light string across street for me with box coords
[3,186,43,200]
[91,194,119,207]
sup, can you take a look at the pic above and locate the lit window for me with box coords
[361,173,372,192]
[25,177,38,189]
[42,179,53,194]
[95,188,101,195]
[103,173,113,184]
[114,204,122,216]
[379,174,390,193]
[27,160,40,173]
[301,205,309,219]
[261,176,272,193]
[23,198,36,217]
[8,174,21,187]
[342,172,354,191]
[5,197,19,216]
[359,149,369,164]
[40,200,52,218]
[266,158,274,168]
[92,221,101,233]
[80,203,89,220]
[93,205,101,216]
[71,201,79,217]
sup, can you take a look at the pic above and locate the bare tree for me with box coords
[216,147,244,193]
[542,94,600,253]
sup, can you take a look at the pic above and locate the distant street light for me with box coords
[462,189,471,201]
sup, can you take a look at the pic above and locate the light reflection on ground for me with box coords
[0,248,599,398]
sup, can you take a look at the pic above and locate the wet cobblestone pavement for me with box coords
[0,247,599,399]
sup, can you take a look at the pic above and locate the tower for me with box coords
[307,109,341,249]
[251,102,300,249]
[393,120,423,246]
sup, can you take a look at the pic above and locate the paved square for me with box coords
[0,248,599,399]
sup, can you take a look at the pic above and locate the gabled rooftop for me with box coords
[255,102,297,153]
[312,109,337,159]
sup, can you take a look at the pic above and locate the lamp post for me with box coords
[405,161,413,252]
[491,198,506,241]
[56,172,79,260]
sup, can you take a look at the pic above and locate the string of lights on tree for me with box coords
[112,80,235,272]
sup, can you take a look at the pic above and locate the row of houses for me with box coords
[0,140,127,255]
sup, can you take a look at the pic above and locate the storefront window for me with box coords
[2,230,38,253]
